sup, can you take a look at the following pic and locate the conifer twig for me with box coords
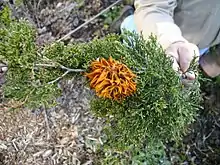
[48,70,70,84]
[59,64,85,72]
[35,63,56,68]
[35,63,85,84]
[35,63,85,72]
[47,65,85,84]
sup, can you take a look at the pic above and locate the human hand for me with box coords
[165,41,200,84]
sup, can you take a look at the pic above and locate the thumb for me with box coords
[178,43,199,72]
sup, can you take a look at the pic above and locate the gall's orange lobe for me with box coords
[85,56,137,101]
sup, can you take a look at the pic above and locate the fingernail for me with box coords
[1,66,8,72]
[184,71,196,80]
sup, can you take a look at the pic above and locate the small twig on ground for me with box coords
[192,143,207,156]
[214,120,220,128]
[37,0,43,10]
[57,0,122,42]
[7,1,19,20]
[22,0,40,27]
[43,105,50,140]
[202,128,215,143]
[207,145,214,153]
[12,140,19,151]
[23,141,31,151]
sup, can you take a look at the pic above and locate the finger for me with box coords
[165,49,181,73]
[178,47,193,72]
[184,71,196,80]
[179,43,200,72]
[165,46,180,62]
[181,71,196,87]
[181,78,194,87]
[190,43,200,58]
[172,58,181,73]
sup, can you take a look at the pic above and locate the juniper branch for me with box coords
[48,70,70,84]
[35,63,85,72]
[35,63,85,84]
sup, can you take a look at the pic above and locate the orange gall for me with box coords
[85,56,137,101]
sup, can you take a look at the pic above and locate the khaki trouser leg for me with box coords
[200,46,220,78]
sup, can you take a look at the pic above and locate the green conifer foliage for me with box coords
[0,7,201,155]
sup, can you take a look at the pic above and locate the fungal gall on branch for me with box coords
[85,56,136,101]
